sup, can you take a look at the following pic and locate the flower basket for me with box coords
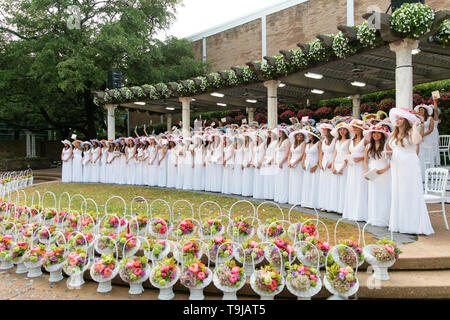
[43,242,66,283]
[250,264,285,300]
[179,259,212,300]
[10,241,29,274]
[285,263,322,300]
[257,218,286,241]
[263,238,296,276]
[297,238,332,268]
[144,239,170,262]
[149,217,173,238]
[95,232,119,255]
[234,239,265,277]
[199,216,226,240]
[173,239,203,264]
[90,253,120,293]
[149,257,180,300]
[0,234,14,270]
[118,234,141,258]
[213,259,246,300]
[38,226,57,245]
[63,247,90,288]
[324,246,359,299]
[207,236,234,265]
[172,218,198,239]
[332,239,364,269]
[23,244,46,278]
[128,215,149,237]
[119,256,150,295]
[227,216,255,243]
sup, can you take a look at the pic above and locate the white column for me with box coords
[166,114,173,133]
[179,97,192,138]
[261,15,267,59]
[351,94,361,119]
[246,107,256,123]
[347,0,354,26]
[25,131,32,158]
[105,104,117,140]
[31,134,36,157]
[264,80,280,129]
[389,38,419,110]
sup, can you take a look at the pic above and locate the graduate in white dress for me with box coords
[204,135,214,192]
[157,139,168,187]
[183,137,195,190]
[105,141,116,184]
[125,138,137,185]
[147,137,159,187]
[363,125,391,227]
[300,127,322,209]
[263,129,278,200]
[166,139,178,188]
[232,135,245,195]
[221,135,235,194]
[343,120,369,222]
[317,124,336,211]
[118,139,127,185]
[288,130,307,205]
[241,134,254,197]
[71,140,84,183]
[274,128,291,204]
[415,104,435,181]
[175,137,185,190]
[193,135,205,191]
[330,122,351,213]
[211,134,224,193]
[252,132,267,199]
[61,140,73,183]
[90,140,101,183]
[386,107,434,235]
[81,142,92,183]
[99,140,108,184]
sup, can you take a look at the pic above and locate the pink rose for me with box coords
[197,272,206,280]
[207,219,214,225]
[339,267,349,275]
[276,224,282,231]
[249,241,257,248]
[96,263,105,273]
[103,268,112,278]
[126,260,135,268]
[310,274,318,281]
[348,240,354,246]
[229,274,238,284]
[133,268,142,276]
[214,236,224,244]
[275,238,285,248]
[69,259,78,267]
[231,267,240,274]
[161,272,166,278]
[322,242,330,251]
[385,244,395,254]
[286,245,294,254]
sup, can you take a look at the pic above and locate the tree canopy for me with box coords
[0,0,207,139]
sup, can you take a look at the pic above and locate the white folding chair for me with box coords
[439,135,450,166]
[424,168,449,230]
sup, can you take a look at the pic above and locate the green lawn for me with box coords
[17,183,374,244]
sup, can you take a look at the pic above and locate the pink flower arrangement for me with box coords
[180,259,210,288]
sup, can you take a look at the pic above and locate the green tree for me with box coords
[0,0,206,139]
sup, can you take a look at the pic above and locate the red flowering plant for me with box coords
[334,105,351,116]
[413,93,424,106]
[279,110,295,123]
[378,98,395,112]
[361,102,379,114]
[255,113,267,124]
[314,106,333,119]
[297,108,313,119]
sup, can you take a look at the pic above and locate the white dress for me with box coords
[72,148,83,183]
[90,147,100,183]
[147,146,158,187]
[61,148,73,183]
[211,143,223,193]
[126,147,137,185]
[141,148,149,185]
[135,147,144,185]
[301,142,320,208]
[82,150,91,183]
[288,142,305,205]
[221,145,235,194]
[166,149,177,188]
[99,147,108,183]
[253,143,266,199]
[241,145,254,197]
[118,151,127,185]
[193,146,205,191]
[183,146,194,190]
[431,121,440,166]
[317,139,336,211]
[274,140,290,204]
[343,139,369,222]
[389,136,434,235]
[176,145,185,189]
[366,144,391,227]
[105,151,115,184]
[157,147,168,187]
[418,117,434,181]
[330,139,351,214]
[232,146,244,195]
[263,141,277,200]
[204,146,213,192]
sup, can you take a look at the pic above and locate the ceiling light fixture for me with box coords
[278,83,286,88]
[305,72,323,79]
[211,92,224,98]
[217,103,227,107]
[351,81,366,87]
[246,99,257,103]
[134,102,146,105]
[165,107,175,111]
[411,48,421,55]
[311,89,324,94]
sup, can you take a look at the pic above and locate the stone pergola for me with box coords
[94,10,450,139]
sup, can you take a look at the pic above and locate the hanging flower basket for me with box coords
[213,259,246,300]
[149,257,180,300]
[390,3,435,39]
[119,256,150,295]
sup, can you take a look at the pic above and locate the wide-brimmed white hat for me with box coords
[330,122,349,138]
[61,140,71,146]
[363,125,391,141]
[317,123,333,137]
[389,107,420,126]
[414,104,433,116]
[277,127,290,139]
[379,120,394,132]
[288,130,308,145]
[345,119,367,133]
[300,127,322,141]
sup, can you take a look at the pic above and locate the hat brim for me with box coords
[363,129,390,141]
[414,105,433,116]
[389,108,419,126]
[288,130,308,145]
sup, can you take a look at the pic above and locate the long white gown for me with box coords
[253,143,266,199]
[301,142,320,208]
[135,147,144,185]
[147,146,158,187]
[263,141,277,200]
[157,147,168,187]
[431,121,440,166]
[274,140,290,204]
[90,147,100,183]
[82,149,91,183]
[330,139,351,214]
[99,147,108,183]
[193,146,205,191]
[105,151,115,184]
[366,143,391,227]
[183,146,194,190]
[389,136,434,235]
[176,145,185,189]
[221,145,234,194]
[288,142,305,205]
[118,151,127,185]
[343,139,369,222]
[126,147,137,185]
[211,142,223,193]
[241,144,254,197]
[317,139,336,211]
[418,117,434,181]
[232,145,244,195]
[166,148,177,188]
[61,148,73,183]
[72,148,83,183]
[204,145,213,192]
